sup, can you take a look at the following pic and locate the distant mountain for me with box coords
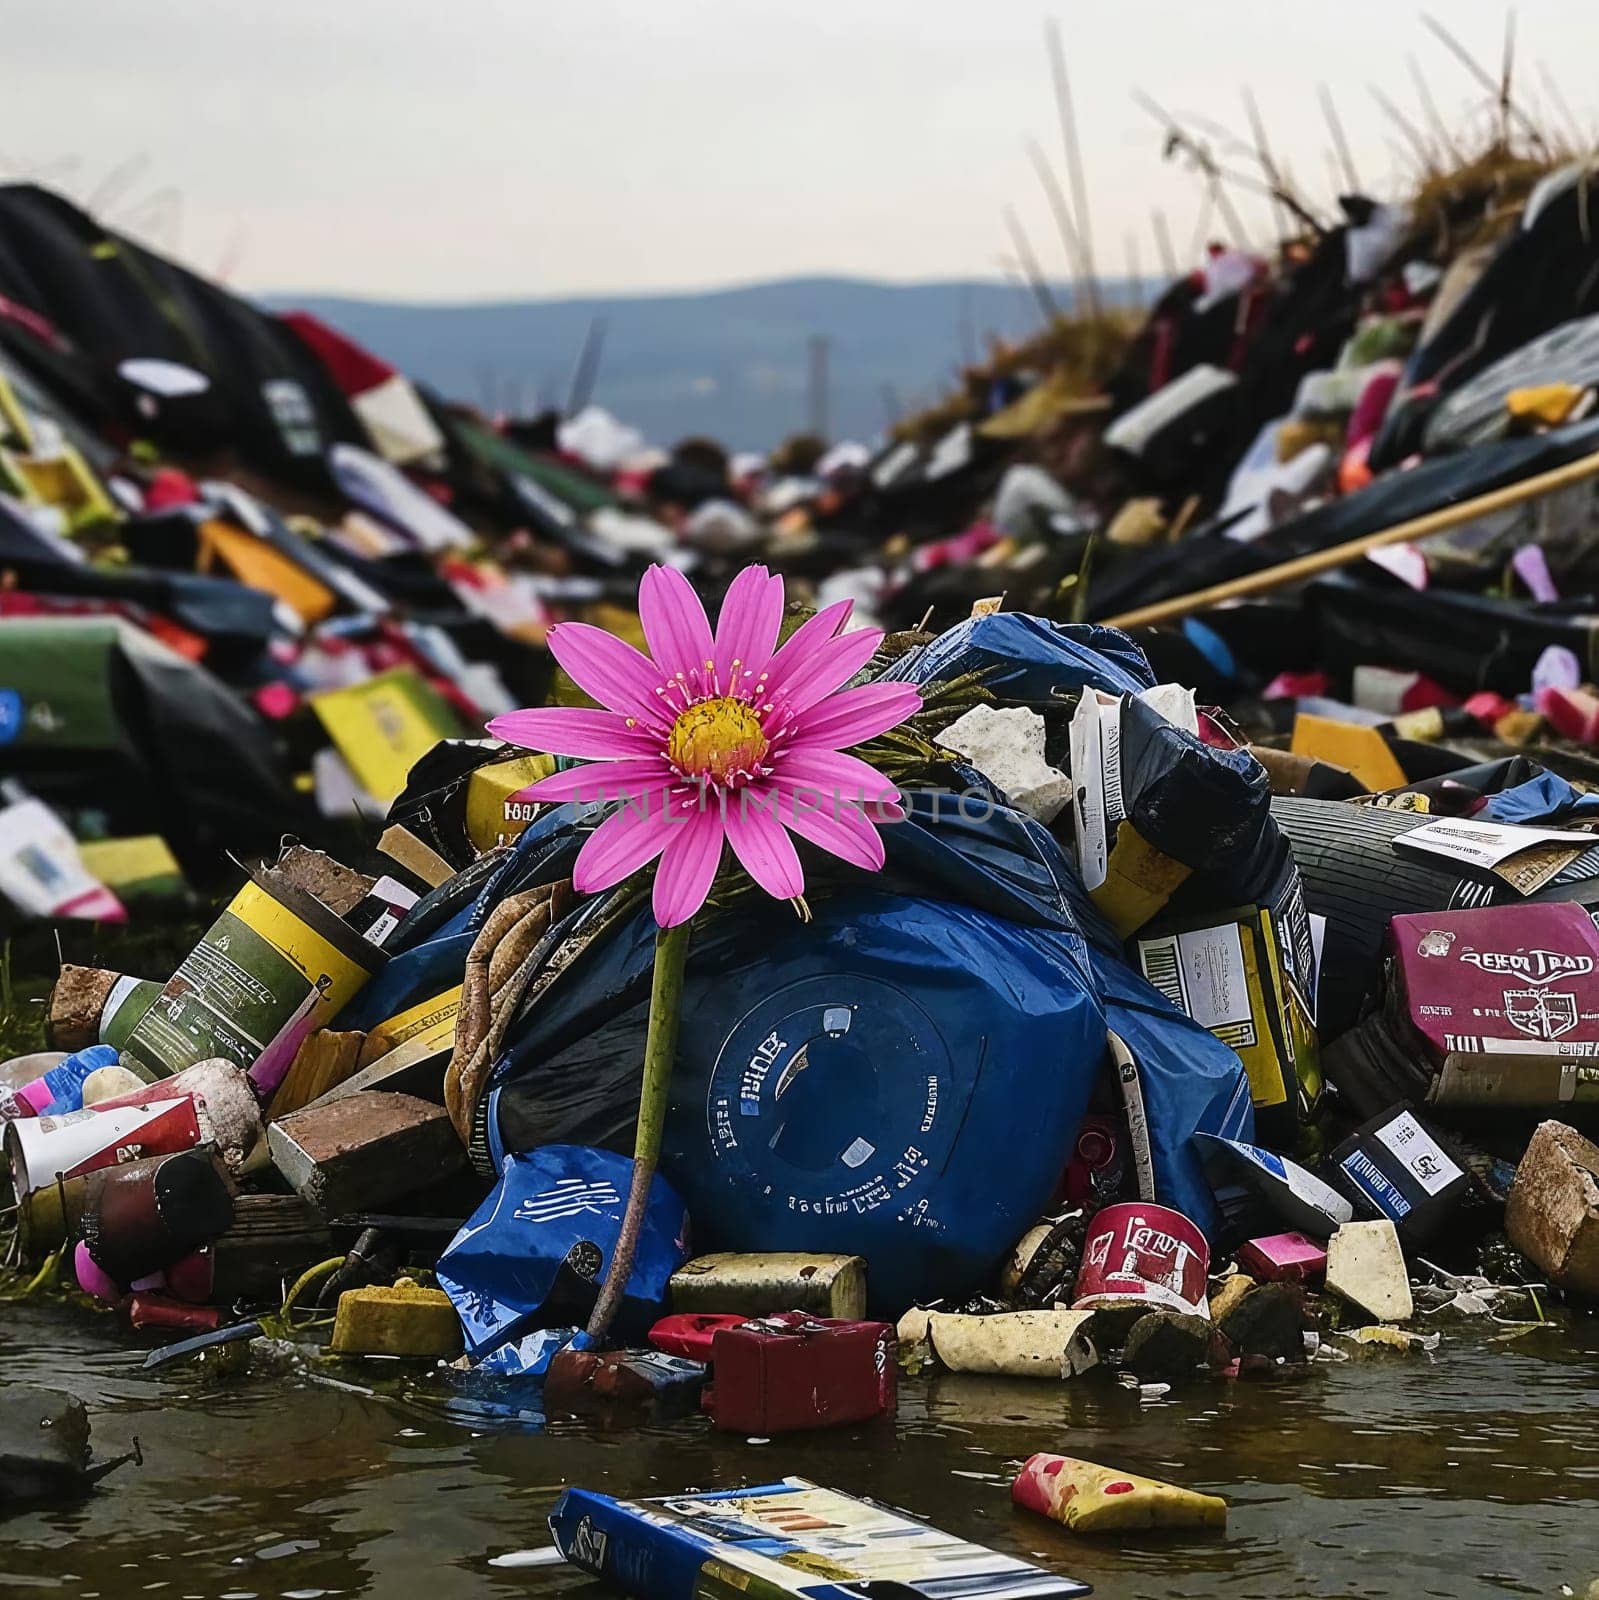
[263,276,1136,452]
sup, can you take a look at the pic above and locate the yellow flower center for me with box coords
[667,696,769,786]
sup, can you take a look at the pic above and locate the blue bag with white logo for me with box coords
[436,1144,689,1358]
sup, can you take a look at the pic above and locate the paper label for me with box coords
[123,882,373,1080]
[1099,697,1126,825]
[1069,691,1109,891]
[1373,1110,1461,1196]
[1340,1149,1413,1220]
[1395,818,1596,871]
[1139,924,1253,1039]
[1179,923,1252,1035]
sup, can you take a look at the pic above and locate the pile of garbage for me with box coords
[5,609,1598,1396]
[13,60,1599,1579]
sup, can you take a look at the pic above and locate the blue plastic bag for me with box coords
[893,612,1155,700]
[436,1145,689,1357]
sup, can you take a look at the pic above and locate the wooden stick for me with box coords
[1421,12,1546,152]
[1026,139,1091,294]
[1001,206,1062,326]
[1319,84,1361,193]
[1410,54,1465,165]
[1046,21,1100,316]
[1151,209,1178,279]
[1103,445,1599,631]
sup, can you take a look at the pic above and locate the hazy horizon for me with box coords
[7,1,1598,302]
[260,270,1124,310]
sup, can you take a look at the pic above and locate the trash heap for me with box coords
[5,608,1598,1402]
[12,75,1599,1576]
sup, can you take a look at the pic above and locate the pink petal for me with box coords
[548,622,671,730]
[572,799,674,894]
[519,758,673,805]
[786,682,922,752]
[773,747,902,807]
[488,706,661,759]
[773,779,888,872]
[639,564,716,686]
[713,564,785,687]
[767,626,884,716]
[760,599,853,698]
[723,792,806,900]
[652,801,724,927]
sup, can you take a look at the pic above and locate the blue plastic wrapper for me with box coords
[436,1145,689,1357]
[474,1326,585,1379]
[1195,1132,1354,1241]
[34,1044,120,1116]
[1480,770,1599,826]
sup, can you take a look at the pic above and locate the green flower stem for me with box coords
[585,918,692,1342]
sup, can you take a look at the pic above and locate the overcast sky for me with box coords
[6,0,1597,302]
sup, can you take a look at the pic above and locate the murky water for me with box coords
[4,1303,1599,1600]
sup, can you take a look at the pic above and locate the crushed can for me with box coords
[543,1346,706,1413]
[1071,1201,1211,1317]
[77,1147,236,1287]
[704,1312,896,1434]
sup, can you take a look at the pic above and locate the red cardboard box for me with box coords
[1389,902,1599,1107]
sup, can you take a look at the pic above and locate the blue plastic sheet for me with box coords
[406,616,1261,1307]
[481,793,1253,1302]
[474,1326,584,1379]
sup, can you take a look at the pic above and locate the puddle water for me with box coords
[4,1303,1599,1599]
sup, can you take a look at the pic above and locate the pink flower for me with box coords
[488,564,922,927]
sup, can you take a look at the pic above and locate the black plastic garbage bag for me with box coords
[0,615,301,870]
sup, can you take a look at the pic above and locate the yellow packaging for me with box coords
[76,835,185,900]
[1015,1452,1227,1532]
[198,518,336,625]
[357,985,463,1069]
[1090,825,1191,939]
[310,668,462,804]
[1290,712,1406,793]
[4,443,119,530]
[464,753,556,853]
